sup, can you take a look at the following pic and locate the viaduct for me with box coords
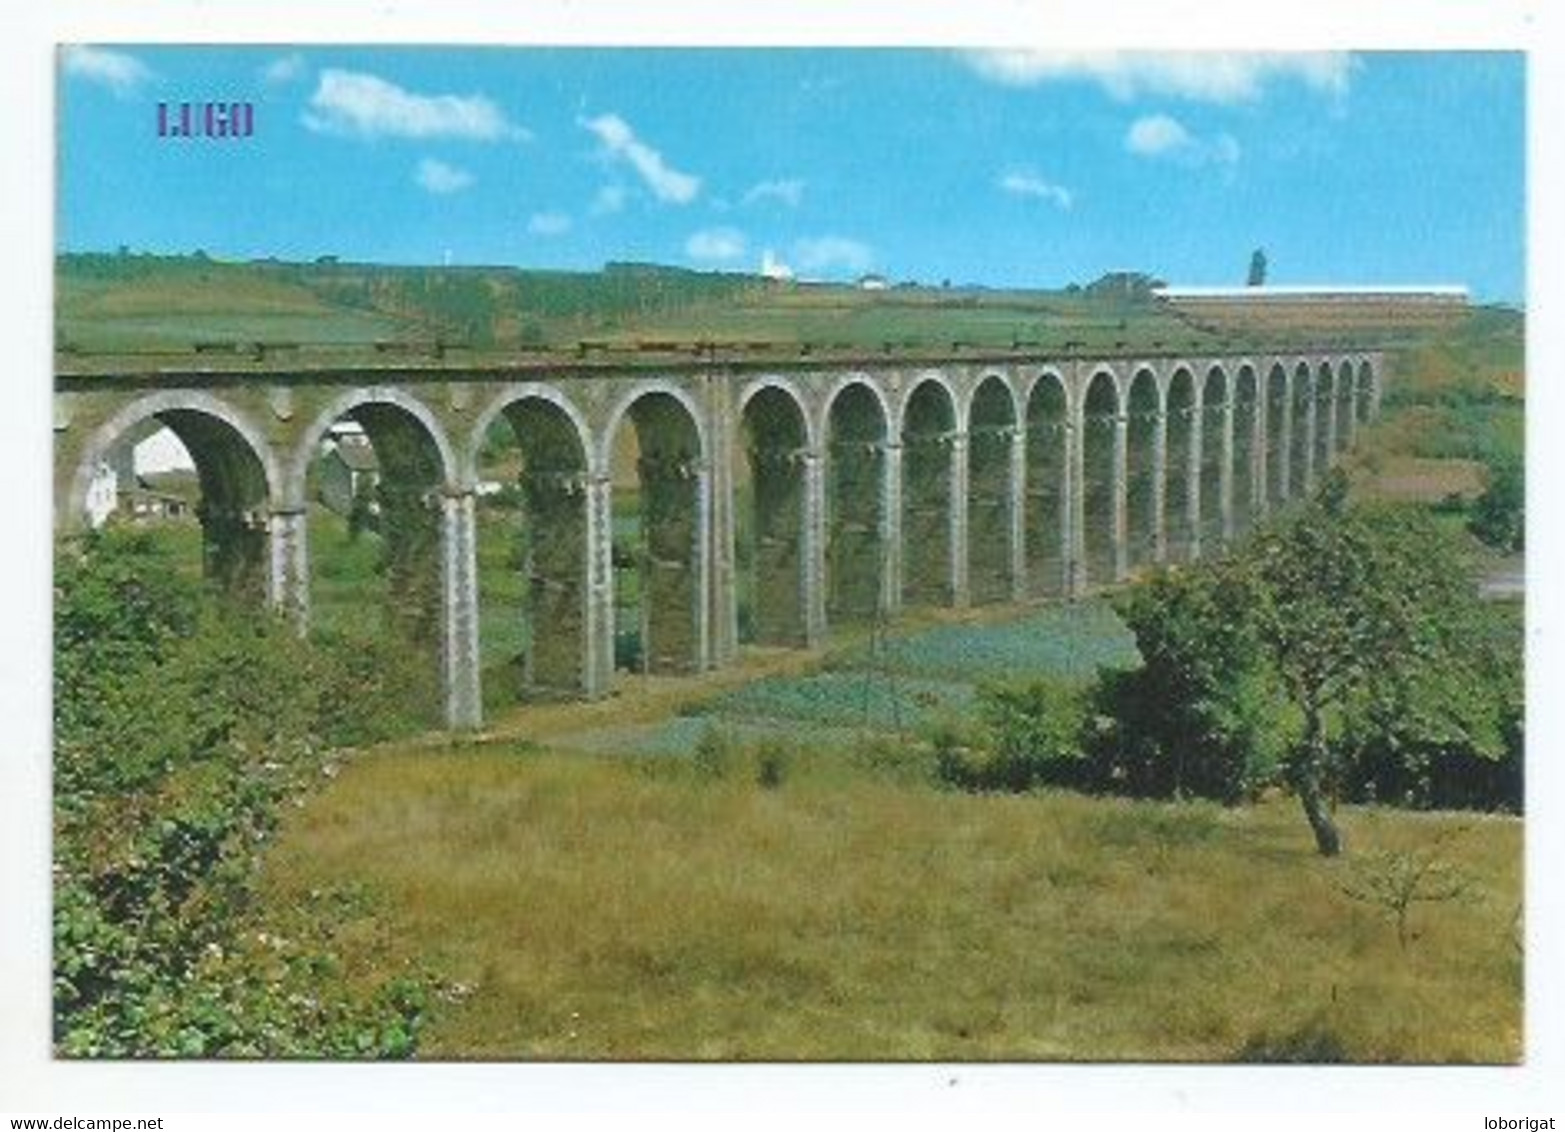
[54,347,1383,729]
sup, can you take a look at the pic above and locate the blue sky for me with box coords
[57,47,1525,302]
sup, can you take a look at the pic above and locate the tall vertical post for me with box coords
[705,381,739,668]
[1325,375,1339,463]
[441,487,482,730]
[1152,407,1168,565]
[949,430,970,608]
[1279,375,1294,502]
[1250,380,1266,521]
[881,440,904,617]
[1067,412,1085,598]
[1255,375,1270,521]
[585,468,615,697]
[1187,401,1204,560]
[1219,388,1235,544]
[1342,374,1358,449]
[1113,410,1129,583]
[1303,381,1318,492]
[1008,424,1028,602]
[694,458,713,673]
[802,447,827,648]
[268,504,310,627]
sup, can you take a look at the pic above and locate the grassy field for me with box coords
[1345,306,1523,508]
[260,742,1522,1062]
[66,252,1442,361]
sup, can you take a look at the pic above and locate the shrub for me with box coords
[1468,455,1524,553]
[936,678,1090,793]
[1091,560,1287,804]
[753,740,791,790]
[692,723,737,781]
[53,529,430,1057]
[1233,1018,1350,1063]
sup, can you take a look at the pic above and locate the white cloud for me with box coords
[743,178,805,208]
[263,53,308,85]
[793,236,874,275]
[582,113,700,205]
[685,227,747,263]
[998,171,1073,209]
[62,46,153,96]
[527,211,572,237]
[1125,114,1192,156]
[305,69,526,141]
[415,158,474,194]
[1125,114,1241,168]
[591,185,629,215]
[961,50,1352,104]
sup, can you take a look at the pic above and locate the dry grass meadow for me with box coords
[260,735,1522,1063]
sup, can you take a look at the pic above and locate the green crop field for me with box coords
[554,600,1139,757]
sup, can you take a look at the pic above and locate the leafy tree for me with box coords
[1097,470,1518,852]
[1246,472,1496,855]
[1468,455,1524,553]
[1096,557,1287,803]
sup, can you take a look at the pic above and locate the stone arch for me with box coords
[967,374,1018,605]
[1025,370,1070,599]
[1125,367,1160,570]
[1266,363,1290,507]
[66,390,279,599]
[1232,365,1260,534]
[893,369,962,437]
[293,388,455,722]
[820,373,894,446]
[466,383,593,487]
[1164,366,1197,563]
[1313,361,1335,476]
[825,379,890,622]
[901,377,959,608]
[961,369,1023,436]
[469,386,594,702]
[598,379,711,477]
[1290,361,1314,498]
[739,383,812,646]
[289,386,456,506]
[1198,364,1228,550]
[604,387,709,675]
[1081,368,1120,587]
[737,376,820,452]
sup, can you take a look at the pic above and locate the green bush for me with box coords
[935,678,1090,793]
[1468,455,1524,553]
[1091,560,1287,804]
[53,529,430,1057]
[753,740,792,790]
[692,723,737,781]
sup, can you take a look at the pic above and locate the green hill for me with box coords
[56,252,1515,365]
